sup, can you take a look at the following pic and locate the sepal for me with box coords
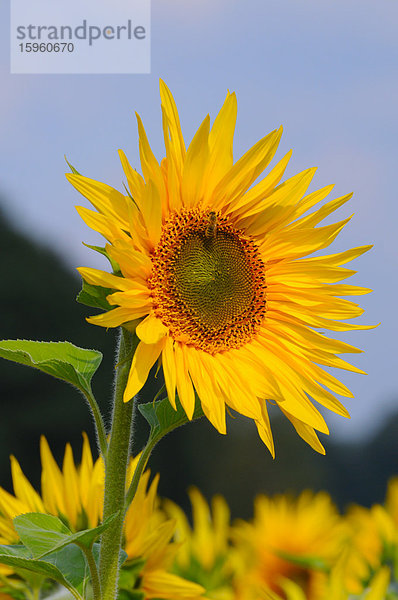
[76,279,114,311]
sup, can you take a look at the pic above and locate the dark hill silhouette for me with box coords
[0,207,116,489]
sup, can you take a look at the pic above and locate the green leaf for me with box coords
[0,340,102,398]
[0,552,83,600]
[76,279,115,310]
[69,513,120,550]
[43,544,87,590]
[14,512,119,558]
[0,545,32,558]
[14,514,71,557]
[0,545,47,592]
[138,395,204,440]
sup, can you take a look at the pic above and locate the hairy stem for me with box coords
[124,436,157,509]
[99,328,137,600]
[83,388,108,461]
[77,544,101,600]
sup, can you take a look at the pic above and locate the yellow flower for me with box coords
[0,436,205,600]
[68,80,373,455]
[123,473,204,599]
[343,503,395,596]
[0,433,103,540]
[163,487,236,599]
[232,490,345,600]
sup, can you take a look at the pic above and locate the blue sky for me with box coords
[0,0,397,442]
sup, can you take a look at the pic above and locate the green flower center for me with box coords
[149,209,267,353]
[173,231,255,329]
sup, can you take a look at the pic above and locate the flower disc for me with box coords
[149,209,267,353]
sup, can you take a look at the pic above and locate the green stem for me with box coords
[83,388,108,461]
[124,435,157,509]
[99,328,137,600]
[77,544,101,600]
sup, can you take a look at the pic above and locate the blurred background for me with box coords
[0,0,397,519]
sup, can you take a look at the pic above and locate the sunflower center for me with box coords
[149,209,267,353]
[173,231,254,329]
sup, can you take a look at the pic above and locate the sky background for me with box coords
[0,0,397,443]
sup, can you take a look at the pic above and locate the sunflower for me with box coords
[231,490,345,600]
[0,436,205,600]
[122,473,204,599]
[342,503,395,596]
[0,433,104,541]
[163,487,237,600]
[68,80,373,455]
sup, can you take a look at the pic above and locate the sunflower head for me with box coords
[232,491,345,600]
[0,433,103,541]
[343,503,396,595]
[0,436,205,600]
[163,487,237,599]
[69,80,374,456]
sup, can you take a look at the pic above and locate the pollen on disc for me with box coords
[149,209,267,354]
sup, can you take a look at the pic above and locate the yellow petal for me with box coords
[136,113,166,200]
[261,216,352,259]
[364,566,391,600]
[288,192,353,230]
[105,241,152,281]
[185,348,226,434]
[213,126,282,210]
[10,455,45,512]
[229,150,292,217]
[175,343,195,419]
[181,115,210,208]
[77,267,135,292]
[162,337,177,410]
[255,401,275,457]
[40,436,66,516]
[241,168,317,235]
[0,486,29,522]
[118,149,146,207]
[86,457,105,527]
[142,570,205,600]
[160,142,182,211]
[202,91,237,203]
[143,179,163,247]
[299,244,373,267]
[67,174,130,229]
[159,79,186,173]
[136,314,168,344]
[107,291,151,313]
[76,205,129,243]
[124,339,166,401]
[282,414,326,455]
[87,306,148,328]
[79,432,94,507]
[62,444,80,529]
